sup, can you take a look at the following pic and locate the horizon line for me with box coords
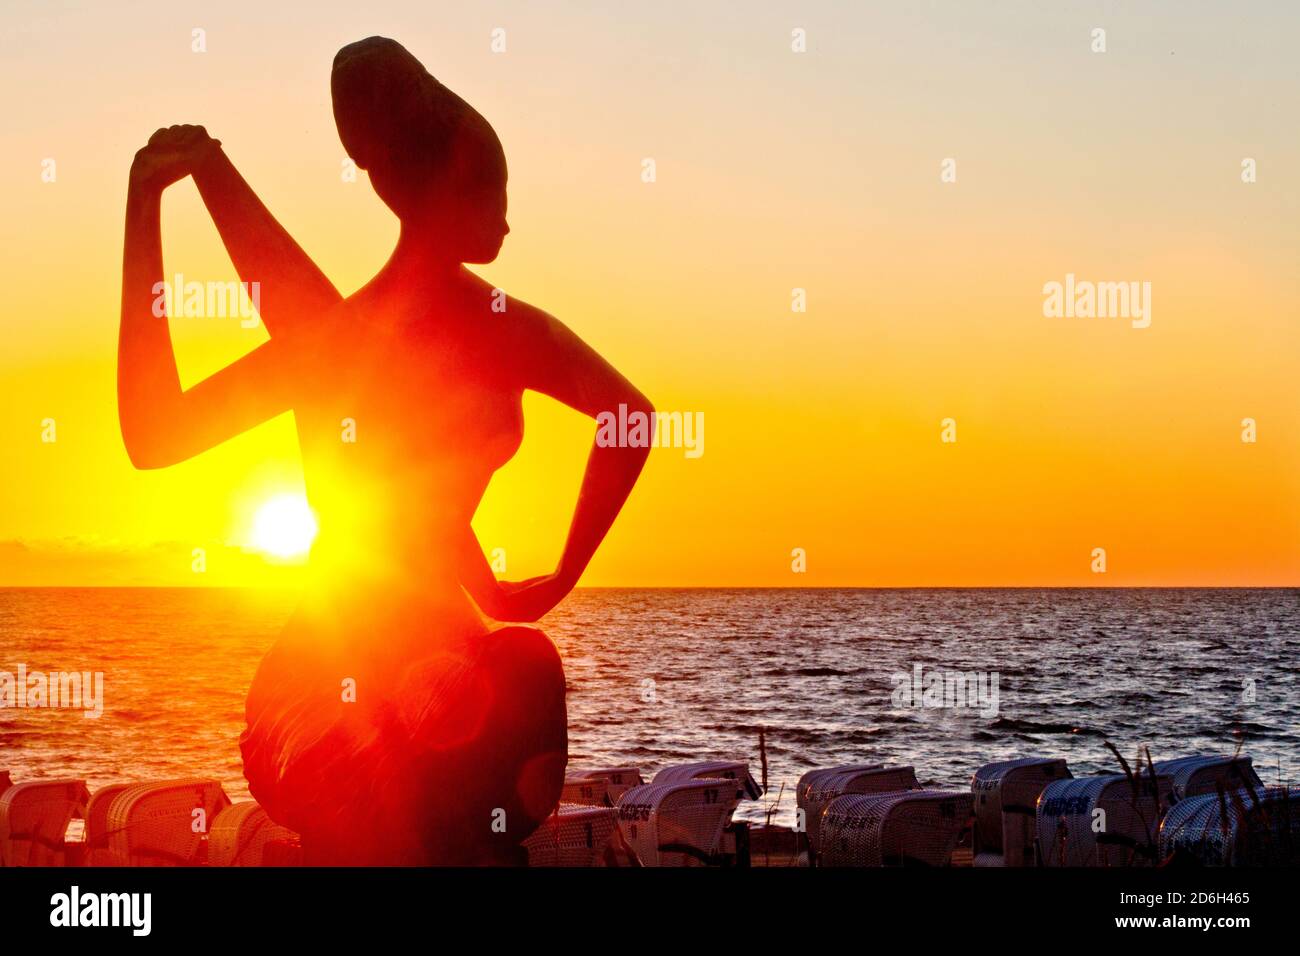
[2,584,1297,591]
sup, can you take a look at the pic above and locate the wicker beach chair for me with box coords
[260,837,305,866]
[652,760,762,801]
[564,767,645,805]
[104,779,231,866]
[615,779,740,866]
[796,765,879,857]
[561,775,611,807]
[208,801,299,867]
[818,789,974,867]
[1036,773,1173,867]
[523,803,621,866]
[796,765,882,803]
[1158,785,1298,866]
[796,765,874,803]
[0,779,90,866]
[84,783,133,866]
[971,757,1072,867]
[1153,755,1264,802]
[650,761,760,865]
[797,765,919,864]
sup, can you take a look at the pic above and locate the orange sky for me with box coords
[2,1,1298,586]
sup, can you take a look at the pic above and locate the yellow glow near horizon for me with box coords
[250,495,318,559]
[1,2,1298,587]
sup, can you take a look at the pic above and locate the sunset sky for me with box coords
[2,0,1297,586]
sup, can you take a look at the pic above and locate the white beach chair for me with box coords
[1158,786,1298,867]
[616,779,740,866]
[796,765,880,855]
[523,803,621,867]
[971,757,1071,867]
[208,801,299,867]
[818,790,974,867]
[797,765,882,804]
[0,779,90,866]
[797,765,919,864]
[84,783,133,866]
[561,775,609,807]
[564,767,644,805]
[1036,773,1173,867]
[652,760,762,801]
[1153,755,1264,802]
[104,779,231,866]
[652,761,761,865]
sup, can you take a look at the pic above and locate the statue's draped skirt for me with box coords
[240,607,567,865]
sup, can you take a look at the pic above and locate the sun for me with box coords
[251,494,319,559]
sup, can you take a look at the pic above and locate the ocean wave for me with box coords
[1195,721,1275,736]
[989,717,1103,736]
[770,666,855,677]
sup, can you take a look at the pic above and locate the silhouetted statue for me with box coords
[117,36,652,864]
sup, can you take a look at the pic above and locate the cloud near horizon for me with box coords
[0,538,306,587]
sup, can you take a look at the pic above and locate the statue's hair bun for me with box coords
[332,36,471,175]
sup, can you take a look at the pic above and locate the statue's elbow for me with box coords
[119,417,169,470]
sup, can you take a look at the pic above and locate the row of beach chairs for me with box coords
[796,764,972,866]
[0,775,297,867]
[796,751,1294,867]
[4,753,1293,866]
[542,759,978,867]
[0,763,758,868]
[526,761,762,866]
[971,752,1294,867]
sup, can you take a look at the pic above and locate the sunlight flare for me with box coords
[251,494,318,559]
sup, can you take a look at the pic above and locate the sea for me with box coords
[1,587,1296,827]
